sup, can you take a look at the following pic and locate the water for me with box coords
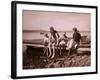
[23,31,90,40]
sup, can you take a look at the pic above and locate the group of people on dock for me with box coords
[43,26,82,59]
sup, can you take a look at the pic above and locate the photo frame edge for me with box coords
[11,1,98,79]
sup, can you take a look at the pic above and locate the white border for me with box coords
[17,3,96,77]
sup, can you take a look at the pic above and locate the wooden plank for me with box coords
[26,44,43,48]
[25,43,90,52]
[25,43,90,48]
[79,44,90,48]
[77,48,90,52]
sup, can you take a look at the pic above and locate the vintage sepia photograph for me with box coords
[23,10,91,69]
[11,1,97,78]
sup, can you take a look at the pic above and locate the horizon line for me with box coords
[23,30,90,32]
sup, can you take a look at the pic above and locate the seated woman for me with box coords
[48,26,60,59]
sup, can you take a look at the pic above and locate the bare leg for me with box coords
[66,39,74,56]
[48,44,52,58]
[51,43,55,59]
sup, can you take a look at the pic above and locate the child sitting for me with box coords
[59,32,68,55]
[43,34,49,57]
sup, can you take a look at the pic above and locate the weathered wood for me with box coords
[25,43,90,52]
[25,43,90,48]
[77,48,90,52]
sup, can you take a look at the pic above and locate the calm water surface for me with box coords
[23,31,90,40]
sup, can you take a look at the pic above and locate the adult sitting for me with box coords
[48,26,60,59]
[67,27,82,55]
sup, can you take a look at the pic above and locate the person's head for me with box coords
[50,26,54,32]
[73,27,78,33]
[44,34,49,38]
[63,32,67,38]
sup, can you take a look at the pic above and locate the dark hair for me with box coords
[50,26,54,31]
[45,34,49,37]
[73,27,78,32]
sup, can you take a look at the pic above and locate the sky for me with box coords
[22,10,91,31]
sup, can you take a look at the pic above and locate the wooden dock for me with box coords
[24,43,90,52]
[23,38,91,53]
